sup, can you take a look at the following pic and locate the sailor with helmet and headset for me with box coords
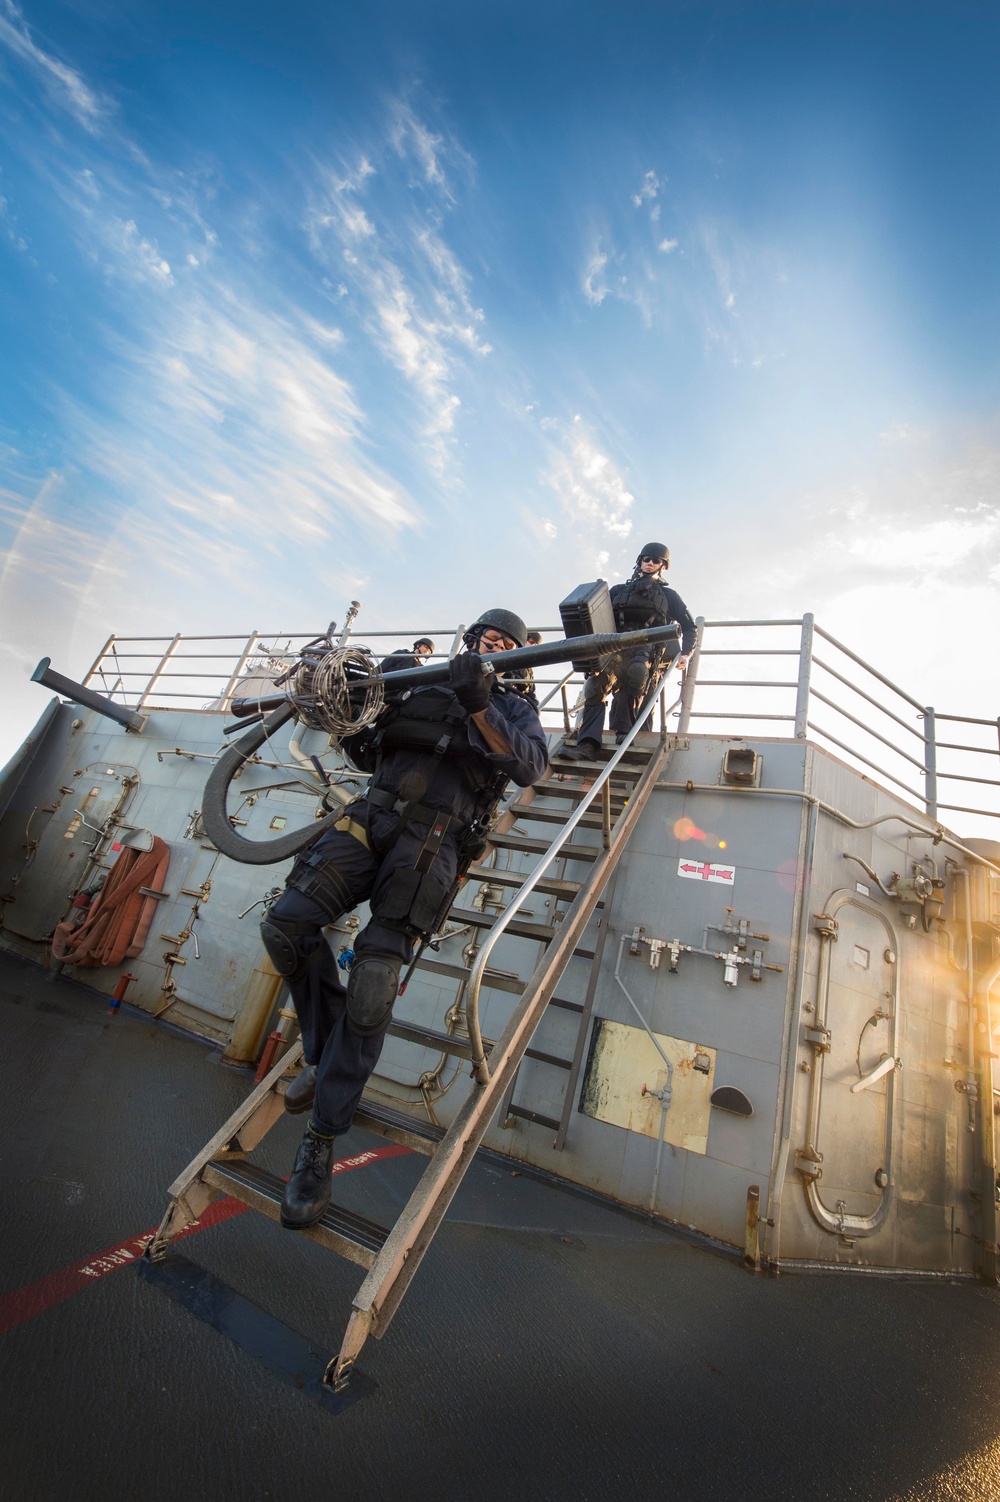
[562,542,697,761]
[262,608,548,1231]
[379,636,436,674]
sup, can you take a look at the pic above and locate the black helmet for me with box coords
[413,637,436,654]
[466,608,527,649]
[637,541,669,568]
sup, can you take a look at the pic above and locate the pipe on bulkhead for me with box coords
[763,794,820,1268]
[800,891,900,1239]
[954,868,978,1134]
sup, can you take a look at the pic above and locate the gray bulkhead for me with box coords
[0,698,990,1276]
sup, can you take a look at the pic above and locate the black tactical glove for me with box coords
[449,652,492,714]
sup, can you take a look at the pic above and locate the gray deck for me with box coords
[2,948,1000,1502]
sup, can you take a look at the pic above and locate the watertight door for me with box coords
[817,902,897,1219]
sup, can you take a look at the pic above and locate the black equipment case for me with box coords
[559,581,616,671]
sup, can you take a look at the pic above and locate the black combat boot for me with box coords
[280,1126,335,1229]
[561,738,602,763]
[283,1063,317,1115]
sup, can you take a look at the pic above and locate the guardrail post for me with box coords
[675,617,703,738]
[137,634,182,711]
[794,613,814,739]
[82,634,116,689]
[220,631,260,712]
[923,706,938,820]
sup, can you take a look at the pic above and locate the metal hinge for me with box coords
[795,1147,824,1180]
[803,1024,832,1053]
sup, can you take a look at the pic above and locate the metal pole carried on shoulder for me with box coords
[226,624,680,721]
[206,622,680,865]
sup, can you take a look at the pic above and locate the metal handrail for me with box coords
[808,688,929,772]
[812,623,926,712]
[805,720,924,802]
[73,615,998,830]
[462,677,682,1083]
[811,654,927,740]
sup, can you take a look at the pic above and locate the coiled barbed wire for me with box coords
[286,645,385,737]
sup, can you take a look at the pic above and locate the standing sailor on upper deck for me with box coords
[563,542,697,760]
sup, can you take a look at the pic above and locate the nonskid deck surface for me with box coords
[3,950,1000,1502]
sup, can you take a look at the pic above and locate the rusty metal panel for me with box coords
[580,1018,716,1154]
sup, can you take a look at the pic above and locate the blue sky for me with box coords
[2,0,999,760]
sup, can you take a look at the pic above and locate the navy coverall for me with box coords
[267,684,548,1138]
[577,578,697,745]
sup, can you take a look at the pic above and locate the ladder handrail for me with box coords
[535,666,575,712]
[464,677,682,1082]
[328,717,678,1386]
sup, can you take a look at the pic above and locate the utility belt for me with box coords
[366,786,452,829]
[286,785,498,938]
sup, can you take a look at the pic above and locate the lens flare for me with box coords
[673,816,727,851]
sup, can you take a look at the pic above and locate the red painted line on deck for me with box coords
[0,1142,412,1336]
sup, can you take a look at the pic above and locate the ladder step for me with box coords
[535,782,631,803]
[386,1018,494,1061]
[552,742,651,769]
[508,804,605,830]
[353,1096,445,1156]
[466,864,582,900]
[524,1047,572,1070]
[414,955,525,995]
[487,832,599,863]
[550,995,585,1013]
[449,907,556,942]
[202,1160,390,1270]
[505,1104,561,1132]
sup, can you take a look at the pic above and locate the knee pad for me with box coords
[260,917,310,980]
[346,952,401,1036]
[625,659,649,695]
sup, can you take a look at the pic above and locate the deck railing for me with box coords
[81,615,999,829]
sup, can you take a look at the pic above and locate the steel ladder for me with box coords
[145,671,693,1390]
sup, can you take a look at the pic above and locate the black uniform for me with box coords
[380,651,422,674]
[263,675,548,1138]
[577,575,697,745]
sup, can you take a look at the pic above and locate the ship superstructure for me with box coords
[2,606,999,1316]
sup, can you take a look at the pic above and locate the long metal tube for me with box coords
[30,658,147,733]
[228,624,680,717]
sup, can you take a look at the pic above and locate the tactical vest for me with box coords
[376,685,471,759]
[610,577,672,631]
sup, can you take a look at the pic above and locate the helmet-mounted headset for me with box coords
[463,608,528,650]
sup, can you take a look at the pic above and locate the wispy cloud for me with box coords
[308,111,492,471]
[388,98,473,202]
[544,415,635,566]
[0,0,108,131]
[78,278,418,561]
[632,170,660,207]
[582,246,609,305]
[580,236,656,324]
